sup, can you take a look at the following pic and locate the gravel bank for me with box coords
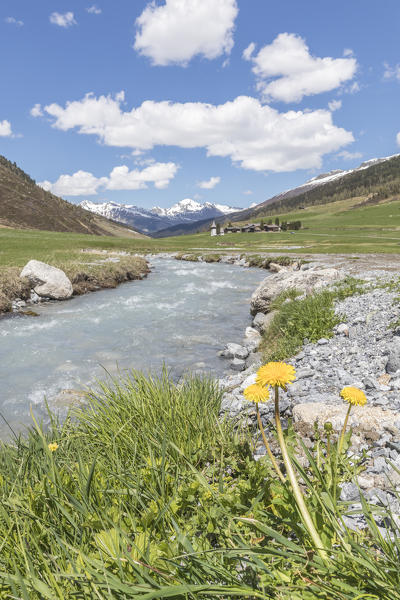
[217,262,400,527]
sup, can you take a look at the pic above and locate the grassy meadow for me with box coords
[1,195,400,268]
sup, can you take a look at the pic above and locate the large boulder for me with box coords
[293,403,400,443]
[20,260,73,300]
[250,267,342,315]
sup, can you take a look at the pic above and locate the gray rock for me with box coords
[336,323,349,336]
[386,343,400,373]
[220,343,249,360]
[245,353,263,370]
[340,482,360,502]
[317,338,329,345]
[21,260,73,300]
[250,267,342,315]
[252,311,276,332]
[296,368,314,379]
[230,358,246,372]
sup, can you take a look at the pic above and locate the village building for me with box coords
[211,220,282,236]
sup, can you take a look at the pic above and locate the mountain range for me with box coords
[152,153,400,237]
[80,198,239,234]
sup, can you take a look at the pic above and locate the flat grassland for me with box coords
[1,195,400,266]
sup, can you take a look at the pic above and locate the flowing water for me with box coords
[0,258,266,437]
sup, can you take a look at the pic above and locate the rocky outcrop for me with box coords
[20,260,73,300]
[250,266,342,315]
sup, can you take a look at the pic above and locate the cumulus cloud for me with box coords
[134,0,238,66]
[49,12,77,28]
[198,176,220,189]
[106,162,178,190]
[384,62,400,81]
[87,5,102,14]
[5,16,24,27]
[30,104,43,117]
[397,132,400,147]
[328,99,342,111]
[40,91,354,172]
[39,162,178,196]
[244,33,357,103]
[39,171,106,196]
[0,120,13,137]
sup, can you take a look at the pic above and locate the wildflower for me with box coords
[48,442,59,452]
[338,387,367,456]
[256,362,296,390]
[340,386,367,407]
[243,384,270,403]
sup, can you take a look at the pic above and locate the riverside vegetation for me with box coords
[1,362,400,595]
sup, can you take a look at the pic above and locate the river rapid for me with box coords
[0,258,266,438]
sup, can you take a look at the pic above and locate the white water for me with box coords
[0,258,266,437]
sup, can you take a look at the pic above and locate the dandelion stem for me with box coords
[273,386,329,563]
[255,404,285,483]
[338,403,352,455]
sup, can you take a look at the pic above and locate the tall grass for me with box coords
[261,277,365,362]
[0,368,399,598]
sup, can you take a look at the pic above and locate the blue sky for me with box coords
[0,0,399,210]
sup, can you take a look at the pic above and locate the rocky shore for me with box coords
[217,260,400,529]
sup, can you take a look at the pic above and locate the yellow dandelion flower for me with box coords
[243,384,270,403]
[48,442,59,452]
[256,362,296,390]
[340,387,367,407]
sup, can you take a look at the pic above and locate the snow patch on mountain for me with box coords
[80,198,240,234]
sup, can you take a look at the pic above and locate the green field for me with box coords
[1,195,400,267]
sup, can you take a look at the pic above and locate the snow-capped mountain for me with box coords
[264,154,400,206]
[80,198,240,235]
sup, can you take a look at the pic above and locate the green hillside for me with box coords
[0,155,145,238]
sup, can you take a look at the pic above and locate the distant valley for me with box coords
[80,198,240,235]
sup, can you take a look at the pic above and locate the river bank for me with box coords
[217,257,400,525]
[1,255,400,597]
[0,252,150,315]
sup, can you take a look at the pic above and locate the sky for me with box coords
[0,0,399,210]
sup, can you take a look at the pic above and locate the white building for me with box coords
[210,220,217,236]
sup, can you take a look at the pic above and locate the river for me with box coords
[0,258,266,437]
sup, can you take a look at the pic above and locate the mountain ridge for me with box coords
[153,153,400,237]
[0,155,146,238]
[80,198,240,234]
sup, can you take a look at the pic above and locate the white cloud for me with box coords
[49,12,77,28]
[242,42,255,61]
[39,171,106,196]
[397,132,400,147]
[41,91,354,173]
[87,5,102,15]
[328,99,342,111]
[5,16,24,27]
[30,104,43,117]
[106,162,178,190]
[134,0,238,66]
[337,150,362,160]
[0,120,13,137]
[343,48,354,57]
[198,176,220,189]
[38,162,178,196]
[384,62,400,81]
[244,33,357,103]
[348,81,360,94]
[243,190,253,195]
